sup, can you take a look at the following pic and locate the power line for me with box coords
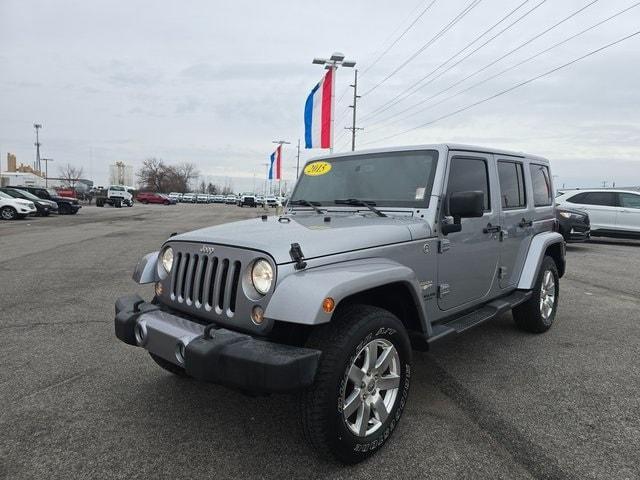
[361,30,640,146]
[360,0,541,122]
[332,0,437,105]
[360,0,484,97]
[364,1,640,134]
[364,0,600,129]
[360,0,439,77]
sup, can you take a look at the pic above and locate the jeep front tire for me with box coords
[301,305,411,464]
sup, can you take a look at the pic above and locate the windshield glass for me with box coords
[47,189,59,196]
[290,150,438,208]
[11,189,39,201]
[110,186,125,191]
[0,191,12,199]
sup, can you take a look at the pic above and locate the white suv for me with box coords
[0,191,37,220]
[556,189,640,238]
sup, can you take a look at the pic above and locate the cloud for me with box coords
[1,0,639,188]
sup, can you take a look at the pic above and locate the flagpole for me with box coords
[310,53,355,154]
[272,140,290,197]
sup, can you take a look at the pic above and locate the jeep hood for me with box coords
[171,214,432,264]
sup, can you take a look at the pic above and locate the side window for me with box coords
[447,156,490,210]
[566,192,587,204]
[497,161,526,209]
[577,192,618,206]
[529,164,552,207]
[529,163,553,207]
[619,193,640,209]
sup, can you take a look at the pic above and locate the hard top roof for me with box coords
[310,143,549,163]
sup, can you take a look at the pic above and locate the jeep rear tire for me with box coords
[149,353,189,377]
[301,305,411,464]
[513,256,559,333]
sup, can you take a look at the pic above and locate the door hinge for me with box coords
[438,283,450,298]
[498,266,508,279]
[438,239,451,253]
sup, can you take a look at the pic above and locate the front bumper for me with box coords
[19,207,37,215]
[114,294,321,393]
[559,220,590,243]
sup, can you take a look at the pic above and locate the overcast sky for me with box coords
[1,0,639,190]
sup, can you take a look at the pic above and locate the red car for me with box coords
[136,192,176,205]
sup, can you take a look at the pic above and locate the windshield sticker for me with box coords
[415,187,426,200]
[304,161,332,176]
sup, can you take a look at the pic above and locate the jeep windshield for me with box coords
[290,150,438,209]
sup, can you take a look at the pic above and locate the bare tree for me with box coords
[137,158,167,192]
[174,162,199,192]
[136,159,199,193]
[59,164,84,187]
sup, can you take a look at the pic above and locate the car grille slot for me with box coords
[170,251,241,317]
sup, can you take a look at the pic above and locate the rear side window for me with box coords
[529,164,552,207]
[448,157,490,210]
[619,193,640,209]
[568,191,618,206]
[498,161,526,209]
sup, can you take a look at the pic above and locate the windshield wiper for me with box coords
[289,199,325,214]
[334,198,387,217]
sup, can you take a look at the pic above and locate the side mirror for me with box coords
[442,190,485,235]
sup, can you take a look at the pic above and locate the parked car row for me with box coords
[0,186,82,220]
[165,192,286,207]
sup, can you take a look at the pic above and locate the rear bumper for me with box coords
[114,294,321,393]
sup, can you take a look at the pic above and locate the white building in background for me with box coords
[109,161,133,186]
[0,171,46,187]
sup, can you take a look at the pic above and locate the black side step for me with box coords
[427,290,532,344]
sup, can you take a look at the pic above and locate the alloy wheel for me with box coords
[539,270,556,320]
[341,338,401,437]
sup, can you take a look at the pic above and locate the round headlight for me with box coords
[251,259,273,295]
[161,247,174,273]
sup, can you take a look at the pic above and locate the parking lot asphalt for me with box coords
[1,204,639,480]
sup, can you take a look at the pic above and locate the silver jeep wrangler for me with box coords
[115,144,565,463]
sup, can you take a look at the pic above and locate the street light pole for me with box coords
[33,123,42,172]
[41,157,53,188]
[311,53,356,153]
[261,162,270,196]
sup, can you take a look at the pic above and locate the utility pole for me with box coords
[296,138,301,179]
[41,158,54,188]
[311,53,356,153]
[33,123,42,173]
[345,69,363,151]
[272,140,290,197]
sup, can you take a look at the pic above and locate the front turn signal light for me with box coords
[322,297,335,313]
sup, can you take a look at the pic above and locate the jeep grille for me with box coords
[170,252,242,316]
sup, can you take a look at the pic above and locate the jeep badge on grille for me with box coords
[199,245,215,254]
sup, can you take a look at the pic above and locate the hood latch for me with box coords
[289,243,307,270]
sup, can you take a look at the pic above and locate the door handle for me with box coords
[483,223,501,233]
[518,218,533,228]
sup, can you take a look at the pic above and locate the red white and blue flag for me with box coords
[268,144,282,180]
[304,68,333,149]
